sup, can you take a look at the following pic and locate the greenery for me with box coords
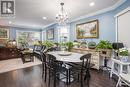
[96,40,113,50]
[65,42,74,51]
[18,36,28,49]
[73,42,80,47]
[119,48,129,56]
[42,41,54,48]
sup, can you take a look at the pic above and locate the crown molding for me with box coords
[70,0,127,22]
[115,6,130,17]
[11,24,43,30]
[42,22,56,29]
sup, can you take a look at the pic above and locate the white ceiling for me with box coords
[0,0,125,28]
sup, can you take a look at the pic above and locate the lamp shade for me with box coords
[112,43,124,49]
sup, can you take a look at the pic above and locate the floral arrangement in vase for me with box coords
[119,48,129,62]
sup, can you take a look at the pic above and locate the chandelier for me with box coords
[56,3,68,25]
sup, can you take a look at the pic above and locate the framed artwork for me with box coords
[46,28,54,40]
[76,20,99,39]
[0,27,9,39]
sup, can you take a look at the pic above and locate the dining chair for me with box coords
[33,45,46,61]
[68,53,92,87]
[41,52,47,81]
[45,54,70,87]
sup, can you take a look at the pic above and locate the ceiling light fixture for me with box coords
[42,17,47,20]
[89,2,95,7]
[9,21,12,24]
[56,2,68,25]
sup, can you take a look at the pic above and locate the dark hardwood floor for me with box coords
[0,64,117,87]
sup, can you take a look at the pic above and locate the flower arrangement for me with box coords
[119,48,129,56]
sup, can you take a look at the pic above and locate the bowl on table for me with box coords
[58,51,72,56]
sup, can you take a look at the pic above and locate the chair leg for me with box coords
[44,66,47,82]
[42,63,44,76]
[80,71,83,87]
[87,78,90,87]
[53,70,56,87]
[78,74,80,82]
[116,76,121,87]
[66,70,69,85]
[84,70,90,81]
[68,69,71,84]
[48,69,51,86]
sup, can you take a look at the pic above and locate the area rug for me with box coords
[0,58,42,74]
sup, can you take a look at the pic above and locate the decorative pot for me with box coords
[120,56,129,62]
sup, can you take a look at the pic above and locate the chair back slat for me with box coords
[80,53,91,69]
[33,45,46,53]
[46,54,64,70]
[41,53,46,62]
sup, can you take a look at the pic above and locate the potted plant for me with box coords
[96,40,113,57]
[65,42,74,52]
[119,48,129,62]
[42,41,54,48]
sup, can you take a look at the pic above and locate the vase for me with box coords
[119,56,129,62]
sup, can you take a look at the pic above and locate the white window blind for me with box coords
[117,10,130,48]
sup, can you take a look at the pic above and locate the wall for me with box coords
[69,0,130,43]
[9,27,42,40]
[42,24,58,42]
[70,11,115,43]
[42,0,130,43]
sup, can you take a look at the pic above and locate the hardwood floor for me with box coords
[0,64,117,87]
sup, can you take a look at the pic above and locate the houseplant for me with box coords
[65,42,74,52]
[96,40,113,57]
[119,48,129,62]
[42,41,54,48]
[96,40,113,50]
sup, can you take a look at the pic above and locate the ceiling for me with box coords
[0,0,125,28]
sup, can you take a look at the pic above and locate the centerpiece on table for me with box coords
[65,42,74,52]
[119,48,129,62]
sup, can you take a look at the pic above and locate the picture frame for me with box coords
[0,26,9,39]
[46,28,54,40]
[76,20,99,39]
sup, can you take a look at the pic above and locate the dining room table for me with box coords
[47,51,84,63]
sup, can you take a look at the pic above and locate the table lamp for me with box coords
[112,43,124,56]
[112,43,124,50]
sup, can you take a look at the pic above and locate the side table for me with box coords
[21,50,34,63]
[110,58,130,78]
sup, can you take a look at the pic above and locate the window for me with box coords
[16,31,40,47]
[58,26,69,42]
